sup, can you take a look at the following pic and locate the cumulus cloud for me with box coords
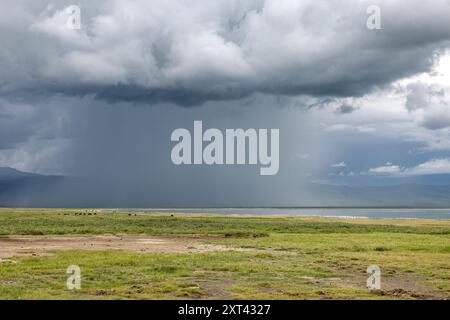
[332,162,347,168]
[369,158,450,176]
[406,158,450,176]
[1,0,450,105]
[369,163,403,175]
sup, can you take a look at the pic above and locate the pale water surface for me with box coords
[99,208,450,219]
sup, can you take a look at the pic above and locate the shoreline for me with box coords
[96,208,450,220]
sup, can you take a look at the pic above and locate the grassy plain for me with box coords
[0,208,449,299]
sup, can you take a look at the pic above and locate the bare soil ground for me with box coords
[321,266,449,300]
[0,235,251,259]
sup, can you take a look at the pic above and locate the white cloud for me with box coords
[369,164,403,175]
[323,123,376,133]
[313,52,450,152]
[369,158,450,177]
[406,158,450,176]
[332,161,346,168]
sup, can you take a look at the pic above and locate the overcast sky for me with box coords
[1,0,450,206]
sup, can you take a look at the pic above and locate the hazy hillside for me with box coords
[1,167,450,207]
[0,168,64,207]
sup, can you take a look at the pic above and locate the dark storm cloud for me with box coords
[47,85,251,107]
[335,103,359,115]
[2,0,450,207]
[1,0,450,105]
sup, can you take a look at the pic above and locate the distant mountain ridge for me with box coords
[0,167,41,178]
[1,167,450,207]
[0,167,64,207]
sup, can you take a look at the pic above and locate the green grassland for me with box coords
[0,208,449,300]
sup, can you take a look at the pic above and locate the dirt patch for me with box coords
[184,271,237,299]
[190,279,236,299]
[0,235,254,259]
[374,274,447,300]
[377,288,429,299]
[325,264,448,300]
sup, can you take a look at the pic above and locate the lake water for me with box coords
[99,208,450,219]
